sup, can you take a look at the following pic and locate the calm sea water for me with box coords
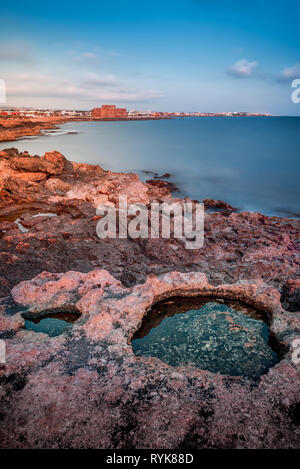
[1,117,299,217]
[132,301,278,379]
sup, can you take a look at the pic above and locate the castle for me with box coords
[91,105,128,119]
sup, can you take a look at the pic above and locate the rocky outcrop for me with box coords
[0,148,299,448]
[0,116,168,143]
[281,279,300,312]
[146,179,180,194]
[0,269,299,448]
[0,117,66,142]
[9,151,66,176]
[0,148,299,299]
[0,148,67,192]
[203,198,237,212]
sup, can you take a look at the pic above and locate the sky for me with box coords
[0,0,299,114]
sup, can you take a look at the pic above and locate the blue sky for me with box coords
[0,0,299,114]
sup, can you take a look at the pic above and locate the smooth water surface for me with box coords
[23,311,80,337]
[2,117,299,217]
[132,299,279,379]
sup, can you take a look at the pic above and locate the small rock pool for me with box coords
[132,297,280,380]
[23,310,81,337]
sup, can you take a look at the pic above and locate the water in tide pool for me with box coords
[23,311,80,337]
[132,299,279,380]
[1,117,299,217]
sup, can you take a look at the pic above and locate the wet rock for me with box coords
[155,172,171,179]
[146,179,180,194]
[0,148,299,298]
[203,198,237,212]
[0,270,299,448]
[0,276,10,297]
[0,118,66,142]
[0,148,299,448]
[281,279,300,312]
[132,301,279,379]
[1,148,19,158]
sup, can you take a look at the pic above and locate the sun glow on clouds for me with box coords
[278,63,300,82]
[4,72,163,106]
[227,59,258,78]
[0,43,36,64]
[0,0,300,113]
[0,38,163,108]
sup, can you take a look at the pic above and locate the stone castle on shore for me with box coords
[91,105,128,119]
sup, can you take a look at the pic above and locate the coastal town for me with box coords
[0,104,272,119]
[0,104,272,142]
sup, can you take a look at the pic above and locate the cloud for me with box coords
[65,49,100,63]
[84,72,119,87]
[232,47,244,55]
[80,52,97,59]
[0,43,36,64]
[0,41,162,107]
[71,51,100,64]
[227,59,258,78]
[226,59,300,85]
[4,72,163,104]
[108,51,121,57]
[277,63,300,83]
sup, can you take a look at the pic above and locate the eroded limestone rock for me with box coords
[0,149,299,448]
[0,269,299,448]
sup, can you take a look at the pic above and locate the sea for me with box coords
[1,116,299,218]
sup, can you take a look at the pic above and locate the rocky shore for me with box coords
[0,117,69,142]
[0,116,171,143]
[0,148,299,448]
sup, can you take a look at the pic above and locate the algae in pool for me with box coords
[23,311,80,337]
[132,299,279,379]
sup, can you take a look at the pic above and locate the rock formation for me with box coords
[0,148,299,448]
[0,117,67,142]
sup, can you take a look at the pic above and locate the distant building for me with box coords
[92,105,128,119]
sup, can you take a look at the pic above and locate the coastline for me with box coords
[0,147,299,449]
[0,117,68,143]
[3,116,299,221]
[1,147,299,290]
[0,116,172,143]
[0,113,278,144]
